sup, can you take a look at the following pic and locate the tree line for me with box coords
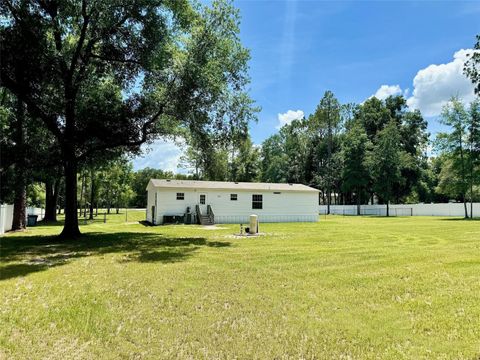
[186,91,480,217]
[179,35,480,217]
[2,92,479,220]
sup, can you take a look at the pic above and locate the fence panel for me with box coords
[319,203,480,217]
[0,204,14,234]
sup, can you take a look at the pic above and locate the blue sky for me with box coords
[133,0,480,172]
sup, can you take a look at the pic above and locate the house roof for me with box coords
[148,179,319,192]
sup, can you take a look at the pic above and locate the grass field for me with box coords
[1,215,480,359]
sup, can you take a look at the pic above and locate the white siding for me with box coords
[150,187,318,224]
[146,183,156,223]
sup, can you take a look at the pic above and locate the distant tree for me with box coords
[396,105,429,202]
[311,91,342,212]
[354,95,429,204]
[179,138,229,181]
[229,136,260,182]
[467,100,480,217]
[370,120,404,216]
[341,122,371,215]
[203,149,229,181]
[259,134,287,183]
[281,119,309,184]
[436,98,470,218]
[259,118,309,185]
[436,157,467,202]
[356,97,391,141]
[97,159,134,214]
[179,145,204,180]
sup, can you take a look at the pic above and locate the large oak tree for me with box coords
[1,0,256,237]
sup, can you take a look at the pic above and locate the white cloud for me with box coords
[132,140,186,173]
[277,109,304,129]
[372,84,403,100]
[406,49,476,116]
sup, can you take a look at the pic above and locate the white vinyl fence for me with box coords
[319,203,480,217]
[0,205,45,235]
[0,204,14,235]
[27,207,45,220]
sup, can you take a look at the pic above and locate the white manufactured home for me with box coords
[146,179,319,225]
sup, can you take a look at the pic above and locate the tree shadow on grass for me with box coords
[0,232,231,281]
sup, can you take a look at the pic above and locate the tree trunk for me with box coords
[386,201,390,217]
[459,132,469,219]
[78,171,85,217]
[463,196,469,219]
[470,159,474,219]
[89,171,95,220]
[60,157,81,238]
[12,97,26,231]
[327,188,331,214]
[44,178,59,222]
[12,175,26,230]
[327,102,332,215]
[356,188,361,216]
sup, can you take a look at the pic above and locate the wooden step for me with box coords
[199,216,214,225]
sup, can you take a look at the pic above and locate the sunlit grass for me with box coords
[1,216,480,359]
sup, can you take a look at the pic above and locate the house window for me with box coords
[200,194,206,204]
[176,192,184,200]
[273,192,281,194]
[252,194,263,209]
[230,194,238,201]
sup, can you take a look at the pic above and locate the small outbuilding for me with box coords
[146,179,319,225]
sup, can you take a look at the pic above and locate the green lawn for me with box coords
[1,216,480,359]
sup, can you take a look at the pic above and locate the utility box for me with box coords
[249,214,258,235]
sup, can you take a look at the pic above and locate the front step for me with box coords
[200,215,214,225]
[195,204,215,225]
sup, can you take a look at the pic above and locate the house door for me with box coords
[199,194,207,213]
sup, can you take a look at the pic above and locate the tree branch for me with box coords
[73,7,131,90]
[89,54,142,66]
[3,0,21,23]
[68,0,90,83]
[1,72,64,141]
[35,0,69,79]
[77,104,166,162]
